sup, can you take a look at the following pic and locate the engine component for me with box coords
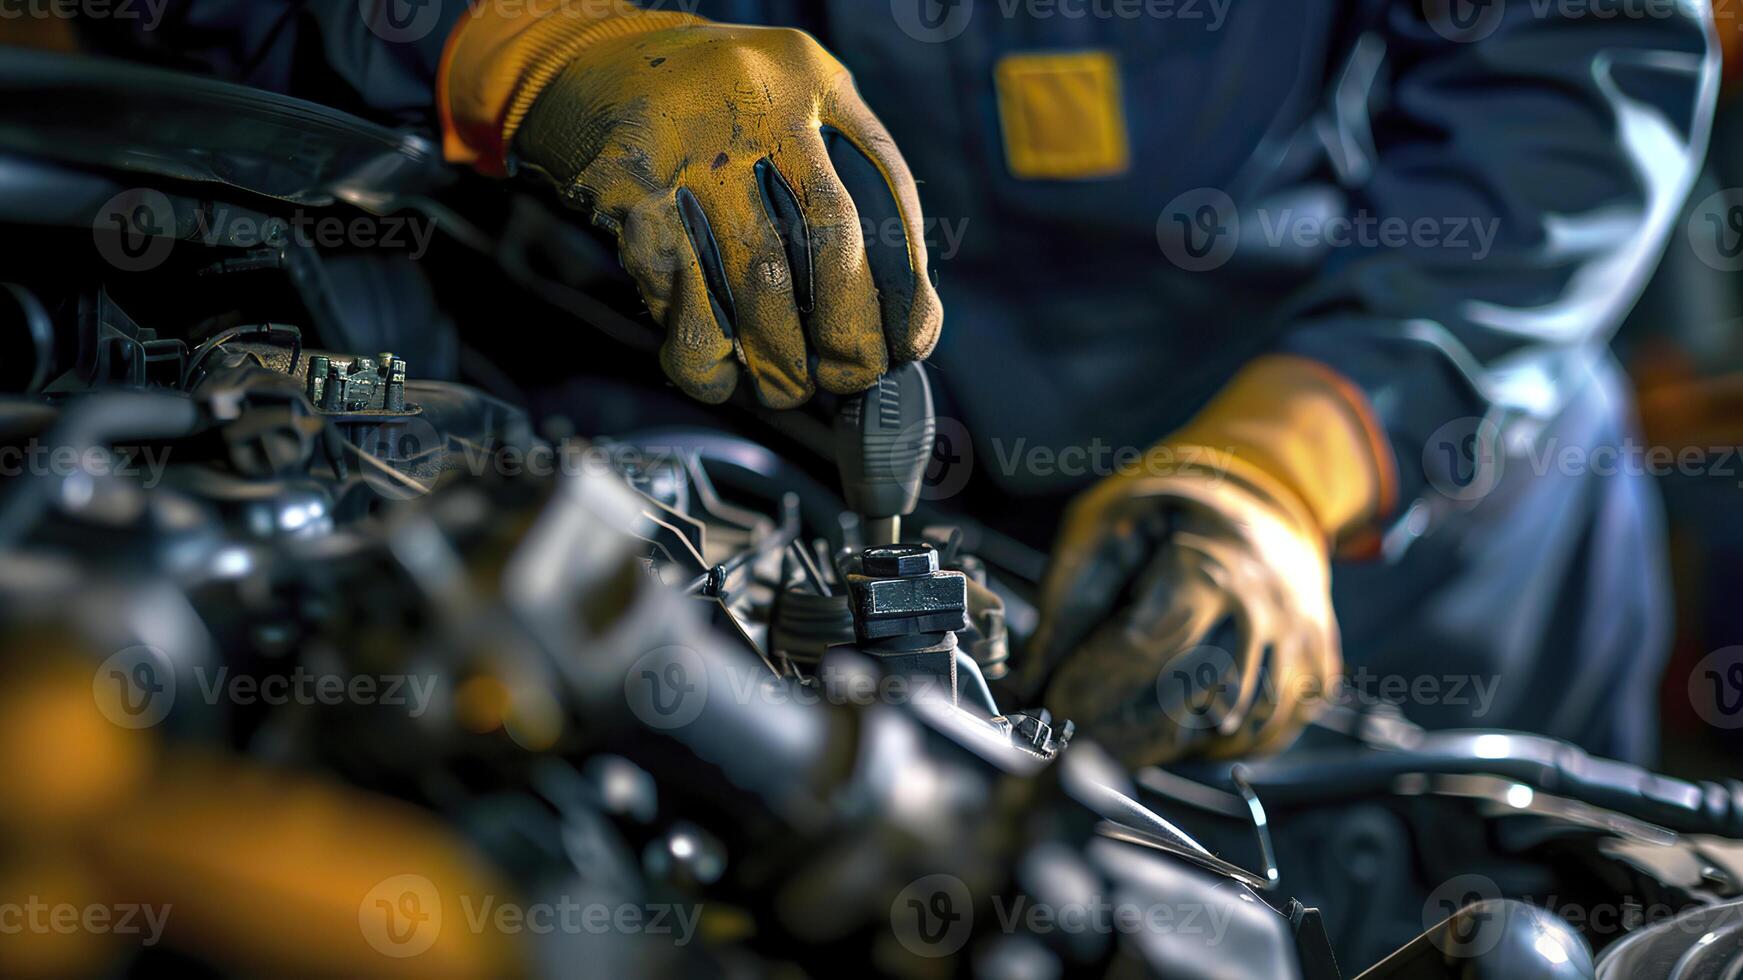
[0,43,1738,977]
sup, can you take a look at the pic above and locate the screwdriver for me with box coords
[833,363,936,548]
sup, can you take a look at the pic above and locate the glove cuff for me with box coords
[1162,354,1397,549]
[437,1,705,176]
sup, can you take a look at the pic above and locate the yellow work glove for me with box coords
[439,2,942,408]
[1026,355,1396,766]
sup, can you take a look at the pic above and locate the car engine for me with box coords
[3,44,1743,979]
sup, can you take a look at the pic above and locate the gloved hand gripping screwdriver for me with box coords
[833,363,936,548]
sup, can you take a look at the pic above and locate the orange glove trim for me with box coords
[1163,354,1398,548]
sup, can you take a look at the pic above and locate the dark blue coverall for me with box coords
[77,0,1720,764]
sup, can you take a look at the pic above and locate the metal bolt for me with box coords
[385,358,406,412]
[306,355,329,405]
[321,362,344,411]
[862,544,940,578]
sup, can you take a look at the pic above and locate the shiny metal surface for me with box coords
[1595,900,1743,979]
[1358,900,1596,979]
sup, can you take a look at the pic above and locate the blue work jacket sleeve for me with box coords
[1276,0,1719,519]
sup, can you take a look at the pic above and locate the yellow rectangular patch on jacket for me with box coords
[994,51,1131,181]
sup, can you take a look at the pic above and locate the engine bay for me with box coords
[3,45,1743,979]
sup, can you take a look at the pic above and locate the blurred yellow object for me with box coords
[995,51,1131,180]
[87,754,524,978]
[1165,354,1395,545]
[454,674,511,734]
[1033,355,1394,764]
[1720,18,1743,86]
[1634,342,1743,447]
[0,636,522,976]
[0,851,118,978]
[0,651,153,834]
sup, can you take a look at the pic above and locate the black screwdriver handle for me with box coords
[834,363,935,545]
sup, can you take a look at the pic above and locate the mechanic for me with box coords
[56,0,1718,765]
